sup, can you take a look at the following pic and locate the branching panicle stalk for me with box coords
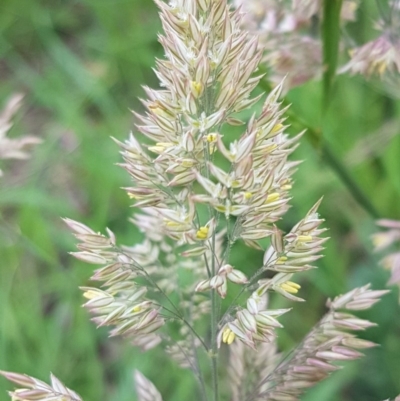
[0,2,394,401]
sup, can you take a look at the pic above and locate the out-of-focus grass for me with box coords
[0,1,399,401]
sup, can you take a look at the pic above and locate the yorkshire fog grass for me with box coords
[0,1,400,401]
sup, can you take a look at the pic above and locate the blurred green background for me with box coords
[0,1,399,401]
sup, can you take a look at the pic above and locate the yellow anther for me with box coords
[276,256,288,265]
[266,193,280,203]
[281,184,292,190]
[148,146,164,153]
[190,81,204,98]
[157,142,174,147]
[298,235,313,242]
[165,220,181,227]
[206,133,217,143]
[148,142,174,154]
[244,192,253,200]
[222,327,236,344]
[83,290,99,300]
[148,101,169,116]
[372,235,386,247]
[272,123,283,133]
[215,204,227,213]
[376,60,387,76]
[196,226,209,240]
[227,330,236,344]
[280,281,301,294]
[265,144,278,153]
[133,305,142,312]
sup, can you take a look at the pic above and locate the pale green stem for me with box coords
[194,344,209,401]
[147,277,209,352]
[209,200,219,401]
[200,127,219,401]
[165,332,208,401]
[210,290,219,401]
[119,250,209,351]
[219,253,281,326]
[188,292,209,401]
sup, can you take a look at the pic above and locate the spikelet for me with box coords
[134,371,163,401]
[0,94,42,176]
[0,372,82,401]
[248,285,388,401]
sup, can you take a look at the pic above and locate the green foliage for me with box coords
[0,1,399,401]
